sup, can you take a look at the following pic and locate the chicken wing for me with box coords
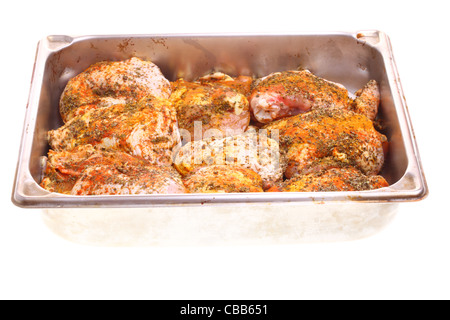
[183,165,264,193]
[59,57,171,122]
[41,145,186,195]
[353,80,381,121]
[48,95,180,166]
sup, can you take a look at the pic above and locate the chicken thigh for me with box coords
[173,132,283,190]
[59,57,171,122]
[250,70,380,123]
[41,145,186,195]
[264,107,386,178]
[183,165,264,193]
[268,165,388,192]
[170,74,251,141]
[48,95,180,166]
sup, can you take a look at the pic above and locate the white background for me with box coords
[1,0,448,300]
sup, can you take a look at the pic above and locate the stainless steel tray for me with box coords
[11,31,428,245]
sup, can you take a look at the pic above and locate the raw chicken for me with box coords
[353,80,381,121]
[264,107,386,178]
[196,72,253,97]
[48,95,180,166]
[183,165,264,193]
[44,55,389,196]
[250,70,380,123]
[268,166,388,192]
[41,145,186,195]
[59,57,171,122]
[173,132,283,190]
[170,74,250,141]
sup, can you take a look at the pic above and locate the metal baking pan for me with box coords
[11,31,428,245]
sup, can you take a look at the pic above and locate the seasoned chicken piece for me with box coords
[174,132,283,190]
[41,145,186,195]
[60,57,171,122]
[170,76,250,141]
[250,69,380,123]
[267,166,388,192]
[250,70,351,123]
[196,72,253,97]
[183,165,264,193]
[71,164,186,195]
[264,108,386,178]
[353,80,381,121]
[48,96,180,166]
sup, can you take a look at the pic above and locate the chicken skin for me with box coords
[59,57,171,122]
[183,165,264,193]
[250,70,380,123]
[196,72,253,97]
[48,95,180,166]
[173,132,283,190]
[268,166,388,192]
[353,80,381,121]
[264,107,386,178]
[170,74,251,141]
[41,145,186,195]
